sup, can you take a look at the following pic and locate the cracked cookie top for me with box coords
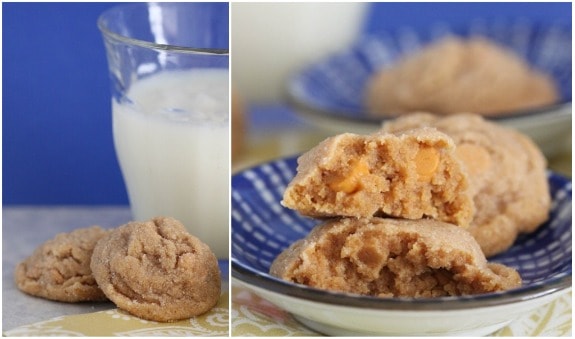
[15,225,110,302]
[90,216,221,322]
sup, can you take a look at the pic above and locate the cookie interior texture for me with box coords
[91,217,221,322]
[282,127,475,228]
[381,113,550,256]
[14,225,110,302]
[270,217,522,297]
[365,36,558,117]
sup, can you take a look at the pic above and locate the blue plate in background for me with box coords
[288,19,571,122]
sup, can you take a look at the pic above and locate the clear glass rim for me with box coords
[97,3,229,56]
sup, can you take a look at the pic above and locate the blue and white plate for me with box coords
[231,155,572,336]
[287,19,572,155]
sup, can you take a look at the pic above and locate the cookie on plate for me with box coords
[91,217,221,322]
[381,112,551,256]
[282,127,475,228]
[15,226,110,302]
[365,36,558,117]
[270,217,522,297]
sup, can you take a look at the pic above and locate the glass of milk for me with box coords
[98,3,229,258]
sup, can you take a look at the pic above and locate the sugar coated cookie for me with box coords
[15,226,110,302]
[365,37,558,117]
[382,113,550,256]
[282,127,475,227]
[270,217,521,297]
[91,217,221,322]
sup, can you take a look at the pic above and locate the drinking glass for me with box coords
[98,2,229,258]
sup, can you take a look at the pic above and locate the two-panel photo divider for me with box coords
[2,2,572,337]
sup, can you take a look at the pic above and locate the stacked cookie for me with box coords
[271,113,550,298]
[381,113,551,257]
[15,217,221,322]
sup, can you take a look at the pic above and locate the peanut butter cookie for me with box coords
[282,127,475,227]
[91,217,221,322]
[365,37,558,117]
[15,226,110,302]
[270,217,521,297]
[381,113,551,256]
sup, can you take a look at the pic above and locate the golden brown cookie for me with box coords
[91,217,221,322]
[365,36,558,117]
[15,226,110,302]
[381,113,551,256]
[270,217,522,297]
[282,127,475,227]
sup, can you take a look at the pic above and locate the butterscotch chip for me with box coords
[270,217,522,297]
[365,36,558,117]
[15,226,110,302]
[382,112,551,256]
[91,217,221,322]
[328,158,370,194]
[414,146,440,181]
[282,127,475,227]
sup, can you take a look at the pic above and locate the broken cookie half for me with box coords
[282,127,475,228]
[270,217,521,298]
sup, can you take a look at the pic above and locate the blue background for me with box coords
[3,2,128,205]
[2,2,571,205]
[364,2,571,34]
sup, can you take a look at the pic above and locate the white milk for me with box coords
[113,68,229,258]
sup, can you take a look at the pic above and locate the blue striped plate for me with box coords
[231,155,571,335]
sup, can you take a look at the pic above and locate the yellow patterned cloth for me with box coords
[4,291,229,337]
[3,285,571,336]
[231,287,572,336]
